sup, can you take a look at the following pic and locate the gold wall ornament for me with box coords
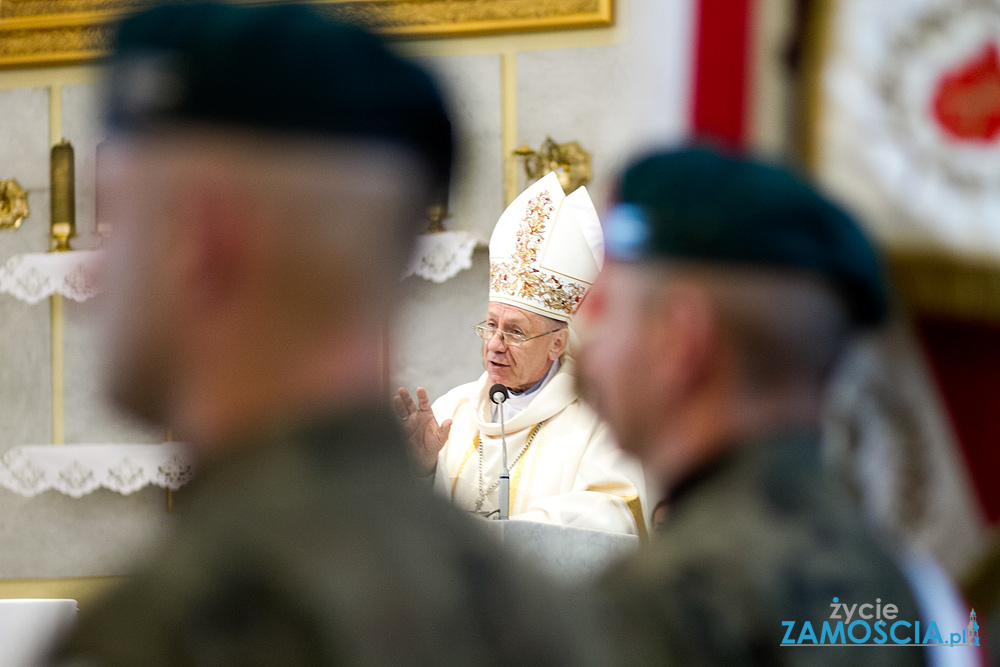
[890,250,1000,324]
[50,140,76,252]
[0,179,29,231]
[513,137,593,194]
[0,0,614,69]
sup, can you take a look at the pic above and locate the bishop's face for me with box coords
[482,303,566,393]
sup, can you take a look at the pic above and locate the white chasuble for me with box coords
[431,358,649,537]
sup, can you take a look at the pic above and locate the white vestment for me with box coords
[432,358,649,536]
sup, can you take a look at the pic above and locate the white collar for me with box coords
[473,356,578,436]
[491,359,560,422]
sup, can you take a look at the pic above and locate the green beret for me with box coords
[105,2,453,188]
[605,148,889,326]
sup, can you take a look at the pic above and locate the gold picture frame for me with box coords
[0,0,615,69]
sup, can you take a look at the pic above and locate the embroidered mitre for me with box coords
[488,172,603,322]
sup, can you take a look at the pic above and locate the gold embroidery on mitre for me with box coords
[490,189,590,318]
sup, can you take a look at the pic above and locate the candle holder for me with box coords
[50,140,75,252]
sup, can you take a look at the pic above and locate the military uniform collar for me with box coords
[187,404,407,494]
[665,429,822,507]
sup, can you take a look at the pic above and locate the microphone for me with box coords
[490,383,509,405]
[489,384,510,520]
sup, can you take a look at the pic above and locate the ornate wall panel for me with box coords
[0,0,615,68]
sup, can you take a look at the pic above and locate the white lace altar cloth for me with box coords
[0,443,195,498]
[404,231,477,283]
[0,250,102,304]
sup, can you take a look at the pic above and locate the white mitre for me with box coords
[488,172,603,322]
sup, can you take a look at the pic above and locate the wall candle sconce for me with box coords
[513,136,593,194]
[50,140,75,252]
[0,179,29,230]
[425,202,450,234]
[403,200,476,283]
[0,139,100,304]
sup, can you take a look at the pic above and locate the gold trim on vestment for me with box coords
[623,494,647,541]
[453,423,544,510]
[584,481,635,494]
[517,424,545,513]
[509,422,542,511]
[585,483,647,540]
[450,432,479,499]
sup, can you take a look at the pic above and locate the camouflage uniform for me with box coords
[599,433,927,666]
[52,408,609,667]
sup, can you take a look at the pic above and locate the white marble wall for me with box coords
[514,0,697,213]
[60,83,163,446]
[0,487,169,578]
[60,84,101,251]
[392,251,490,402]
[0,88,51,449]
[0,85,169,579]
[517,44,632,213]
[418,55,504,243]
[621,0,696,154]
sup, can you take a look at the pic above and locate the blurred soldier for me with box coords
[579,148,927,665]
[396,173,648,535]
[50,4,609,666]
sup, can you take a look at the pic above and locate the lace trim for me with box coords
[404,231,477,284]
[0,443,195,498]
[0,250,102,304]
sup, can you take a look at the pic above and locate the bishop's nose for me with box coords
[486,330,509,353]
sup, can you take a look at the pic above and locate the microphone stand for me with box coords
[490,383,510,521]
[498,398,509,521]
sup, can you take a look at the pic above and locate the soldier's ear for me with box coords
[176,166,255,314]
[650,282,718,394]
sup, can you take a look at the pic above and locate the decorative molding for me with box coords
[0,0,614,69]
[891,251,1000,323]
[796,0,834,169]
[0,576,123,604]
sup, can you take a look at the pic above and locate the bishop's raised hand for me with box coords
[393,386,452,476]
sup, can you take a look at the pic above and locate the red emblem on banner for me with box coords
[933,42,1000,142]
